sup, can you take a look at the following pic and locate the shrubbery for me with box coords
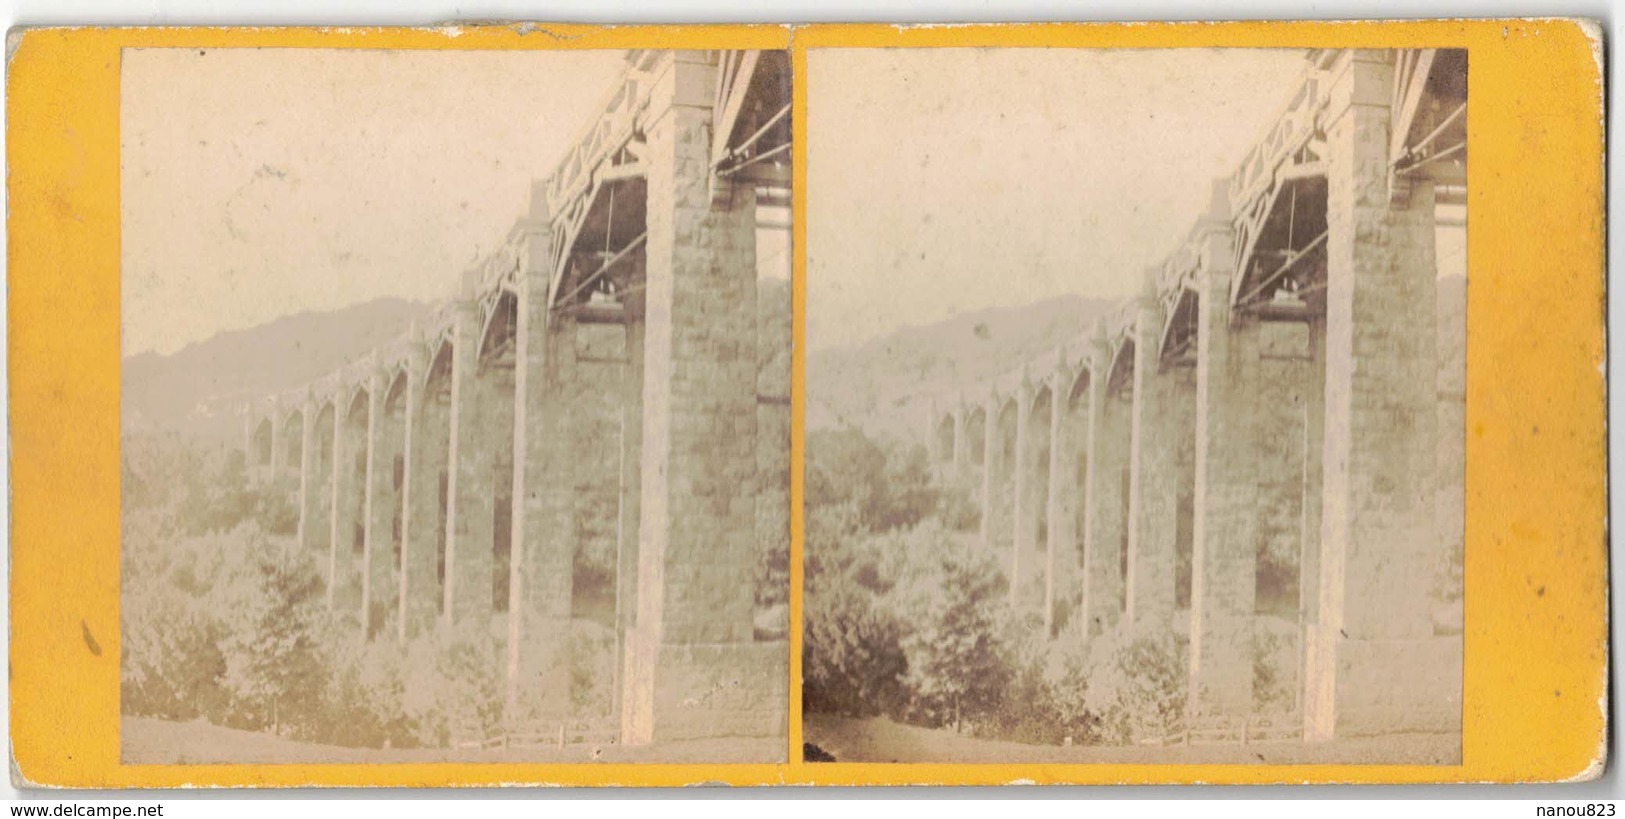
[1078,622,1187,744]
[805,426,1310,749]
[804,429,1113,744]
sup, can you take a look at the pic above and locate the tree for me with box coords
[895,544,1013,732]
[220,537,328,736]
[803,571,908,718]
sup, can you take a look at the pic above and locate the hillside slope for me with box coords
[808,294,1119,442]
[123,298,434,441]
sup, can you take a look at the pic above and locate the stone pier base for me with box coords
[628,640,789,745]
[1305,631,1461,738]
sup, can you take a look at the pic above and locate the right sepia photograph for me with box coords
[803,47,1466,764]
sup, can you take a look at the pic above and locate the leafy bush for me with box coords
[1040,629,1103,745]
[1251,615,1299,716]
[399,622,503,747]
[804,570,908,718]
[893,537,1013,732]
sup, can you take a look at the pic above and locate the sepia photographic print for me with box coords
[119,46,792,764]
[803,47,1466,764]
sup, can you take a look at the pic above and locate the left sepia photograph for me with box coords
[118,47,793,764]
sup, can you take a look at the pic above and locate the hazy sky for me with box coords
[121,47,630,357]
[806,47,1310,351]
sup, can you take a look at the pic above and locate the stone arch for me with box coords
[282,407,304,469]
[368,366,412,639]
[418,338,456,619]
[1063,367,1093,600]
[985,393,1019,555]
[423,338,455,398]
[1028,384,1054,430]
[343,384,371,561]
[383,367,410,416]
[1161,288,1201,366]
[308,400,337,557]
[995,393,1019,468]
[934,412,955,464]
[1107,338,1136,397]
[1099,340,1135,616]
[311,401,336,478]
[964,406,987,467]
[475,292,518,616]
[478,291,519,368]
[1026,383,1055,549]
[1066,365,1092,412]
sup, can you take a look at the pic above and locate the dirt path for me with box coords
[803,713,1460,765]
[121,716,785,765]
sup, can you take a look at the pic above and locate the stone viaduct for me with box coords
[921,49,1466,742]
[241,49,791,748]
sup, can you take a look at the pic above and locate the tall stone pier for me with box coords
[1081,327,1127,637]
[1043,359,1080,636]
[1010,378,1045,611]
[1188,182,1259,720]
[504,196,575,722]
[620,50,782,746]
[1125,271,1179,628]
[1304,49,1456,740]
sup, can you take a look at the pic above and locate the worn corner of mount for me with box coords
[9,744,66,791]
[5,27,26,69]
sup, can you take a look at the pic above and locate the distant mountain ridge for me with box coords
[123,298,435,442]
[808,294,1121,443]
[809,275,1467,447]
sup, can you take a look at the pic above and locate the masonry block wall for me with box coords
[1434,273,1466,636]
[757,270,793,640]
